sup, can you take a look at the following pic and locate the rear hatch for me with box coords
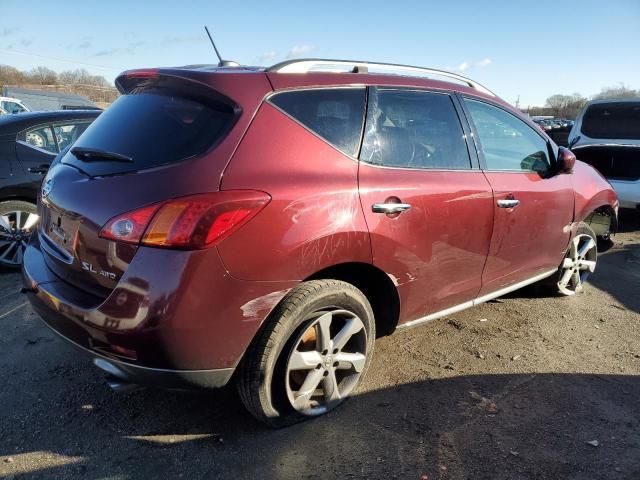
[574,101,640,181]
[38,68,270,298]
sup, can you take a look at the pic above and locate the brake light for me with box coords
[126,68,159,79]
[99,191,270,249]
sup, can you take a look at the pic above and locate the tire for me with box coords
[26,131,47,149]
[0,200,39,268]
[540,222,598,296]
[236,280,376,428]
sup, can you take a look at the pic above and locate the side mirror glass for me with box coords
[557,146,576,174]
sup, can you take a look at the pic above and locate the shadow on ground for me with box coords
[1,368,638,479]
[618,209,640,234]
[589,243,640,314]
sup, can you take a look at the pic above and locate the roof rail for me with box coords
[267,58,495,96]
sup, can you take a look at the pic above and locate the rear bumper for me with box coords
[22,233,294,387]
[609,179,640,208]
[43,318,234,390]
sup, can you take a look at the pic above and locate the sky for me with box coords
[1,0,639,107]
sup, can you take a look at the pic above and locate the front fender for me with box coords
[572,160,618,227]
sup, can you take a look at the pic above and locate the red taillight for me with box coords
[99,191,270,249]
[100,204,160,244]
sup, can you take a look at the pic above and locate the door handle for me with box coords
[372,203,412,214]
[497,199,520,208]
[28,164,50,174]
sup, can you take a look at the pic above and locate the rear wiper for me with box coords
[70,147,133,163]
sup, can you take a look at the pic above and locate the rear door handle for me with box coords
[28,164,50,174]
[497,199,520,208]
[372,203,412,214]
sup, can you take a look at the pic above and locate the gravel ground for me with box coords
[1,212,639,480]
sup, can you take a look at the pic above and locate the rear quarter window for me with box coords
[269,88,366,157]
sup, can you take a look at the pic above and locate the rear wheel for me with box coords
[543,222,598,296]
[0,200,39,268]
[237,280,375,427]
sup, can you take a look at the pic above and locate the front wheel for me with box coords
[545,222,598,296]
[236,280,375,427]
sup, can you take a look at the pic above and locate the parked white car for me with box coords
[569,98,640,210]
[0,96,31,115]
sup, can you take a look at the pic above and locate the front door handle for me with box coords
[372,203,412,214]
[497,199,520,208]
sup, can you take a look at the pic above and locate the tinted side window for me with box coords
[21,125,57,153]
[464,99,549,173]
[359,90,471,169]
[270,88,366,157]
[53,121,92,151]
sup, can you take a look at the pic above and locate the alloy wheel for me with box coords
[0,210,39,266]
[557,233,597,295]
[285,308,368,416]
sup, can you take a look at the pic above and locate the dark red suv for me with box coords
[22,59,617,426]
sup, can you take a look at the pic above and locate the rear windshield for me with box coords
[581,102,640,140]
[62,90,235,176]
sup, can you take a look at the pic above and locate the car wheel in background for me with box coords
[237,280,375,427]
[26,131,46,149]
[0,200,39,268]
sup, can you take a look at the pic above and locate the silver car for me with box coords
[569,98,640,209]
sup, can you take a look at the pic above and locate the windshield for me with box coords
[581,102,640,139]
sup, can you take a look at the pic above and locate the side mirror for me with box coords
[557,146,576,174]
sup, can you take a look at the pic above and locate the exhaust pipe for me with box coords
[106,375,143,393]
[93,358,143,393]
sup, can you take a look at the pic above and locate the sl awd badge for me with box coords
[81,262,117,280]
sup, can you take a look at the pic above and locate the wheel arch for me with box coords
[305,262,401,337]
[582,204,618,234]
[0,185,39,205]
[571,161,618,238]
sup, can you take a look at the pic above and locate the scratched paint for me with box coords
[240,289,291,319]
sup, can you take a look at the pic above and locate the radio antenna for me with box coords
[204,26,224,65]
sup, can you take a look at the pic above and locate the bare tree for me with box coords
[0,64,118,105]
[593,84,639,100]
[540,93,588,119]
[0,65,27,85]
[27,66,58,85]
